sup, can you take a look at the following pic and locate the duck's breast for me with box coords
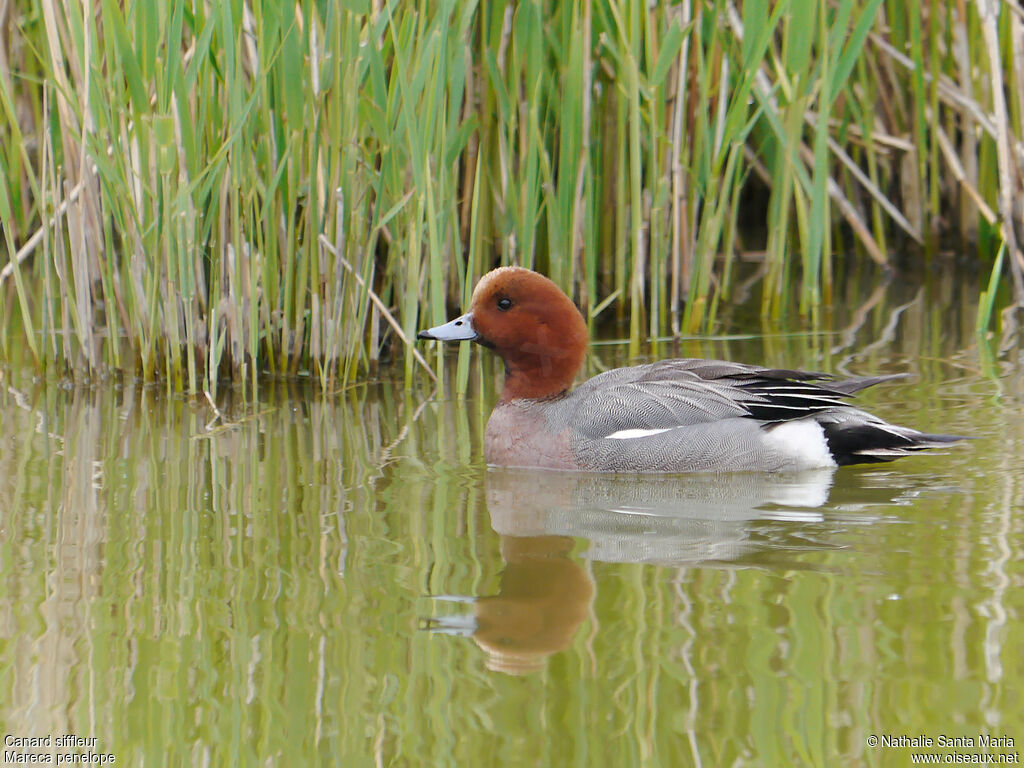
[484,400,579,470]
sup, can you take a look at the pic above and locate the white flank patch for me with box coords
[765,419,837,468]
[603,427,675,440]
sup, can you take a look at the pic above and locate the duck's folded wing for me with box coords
[566,358,863,439]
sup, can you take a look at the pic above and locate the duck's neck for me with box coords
[498,354,581,401]
[499,372,571,401]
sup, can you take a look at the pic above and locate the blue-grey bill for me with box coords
[417,312,478,341]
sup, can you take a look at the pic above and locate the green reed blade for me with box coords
[2,0,1022,388]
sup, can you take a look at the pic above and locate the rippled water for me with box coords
[2,271,1023,765]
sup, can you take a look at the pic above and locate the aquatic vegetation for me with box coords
[1,0,1022,392]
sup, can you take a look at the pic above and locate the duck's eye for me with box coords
[496,297,513,311]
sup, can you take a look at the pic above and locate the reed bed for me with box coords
[1,0,1023,392]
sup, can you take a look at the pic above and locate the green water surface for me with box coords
[1,273,1022,767]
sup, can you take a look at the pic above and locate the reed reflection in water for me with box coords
[0,332,1020,766]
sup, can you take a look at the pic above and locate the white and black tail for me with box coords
[708,364,968,466]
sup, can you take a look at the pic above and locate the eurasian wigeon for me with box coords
[418,267,965,472]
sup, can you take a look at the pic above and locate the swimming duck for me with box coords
[418,267,965,472]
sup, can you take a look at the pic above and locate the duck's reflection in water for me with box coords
[487,468,840,565]
[426,467,903,673]
[427,533,595,675]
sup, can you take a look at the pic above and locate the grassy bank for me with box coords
[1,0,1023,393]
